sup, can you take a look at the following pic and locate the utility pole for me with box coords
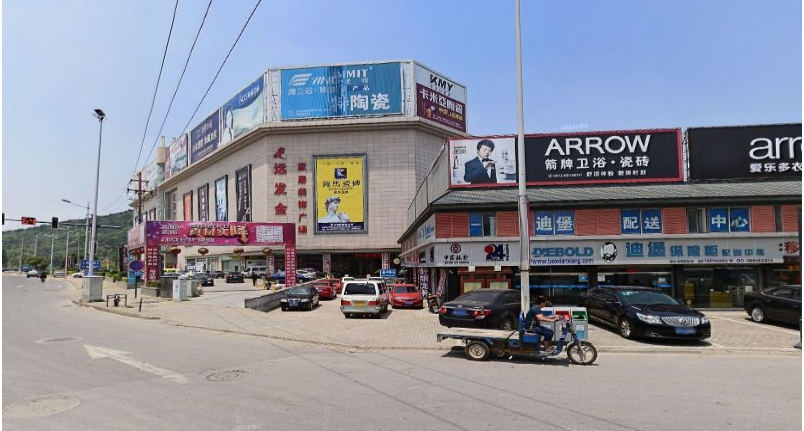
[84,203,90,263]
[18,232,26,272]
[515,0,531,318]
[48,233,56,275]
[128,172,147,224]
[63,227,71,274]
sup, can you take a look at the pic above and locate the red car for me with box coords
[312,281,337,300]
[390,284,423,309]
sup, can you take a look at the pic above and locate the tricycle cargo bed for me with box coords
[436,328,517,342]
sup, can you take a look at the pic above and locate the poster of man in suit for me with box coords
[449,137,516,186]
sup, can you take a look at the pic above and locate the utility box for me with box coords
[172,280,189,301]
[82,276,103,302]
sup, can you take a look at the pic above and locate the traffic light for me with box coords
[51,217,59,229]
[21,217,37,225]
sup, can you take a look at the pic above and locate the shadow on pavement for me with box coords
[440,347,588,367]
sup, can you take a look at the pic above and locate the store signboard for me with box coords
[414,63,467,132]
[145,221,293,247]
[417,215,436,243]
[280,62,402,120]
[687,124,802,181]
[432,242,520,267]
[524,129,682,185]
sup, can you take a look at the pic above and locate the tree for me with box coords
[26,256,47,272]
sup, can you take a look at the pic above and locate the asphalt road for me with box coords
[3,275,801,431]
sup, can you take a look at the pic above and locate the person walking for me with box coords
[251,272,258,287]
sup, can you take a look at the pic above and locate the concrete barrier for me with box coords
[244,281,316,312]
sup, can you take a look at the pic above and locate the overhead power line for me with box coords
[140,0,215,172]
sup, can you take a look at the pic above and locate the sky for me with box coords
[2,0,801,231]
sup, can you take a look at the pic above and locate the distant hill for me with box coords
[2,210,132,270]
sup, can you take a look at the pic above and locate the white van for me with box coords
[242,266,268,277]
[340,279,389,318]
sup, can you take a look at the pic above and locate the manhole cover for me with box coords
[3,396,81,419]
[34,337,82,344]
[206,370,248,382]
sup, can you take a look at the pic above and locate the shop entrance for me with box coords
[598,268,673,296]
[519,270,590,306]
[682,267,758,308]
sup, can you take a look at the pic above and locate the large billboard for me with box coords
[687,124,802,181]
[190,111,220,164]
[314,155,367,233]
[524,129,682,185]
[415,64,467,132]
[214,175,228,221]
[235,165,252,222]
[449,137,517,187]
[221,76,265,147]
[165,134,188,178]
[280,63,402,120]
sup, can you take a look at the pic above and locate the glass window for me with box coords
[393,285,417,294]
[770,287,794,299]
[687,208,708,233]
[774,205,784,232]
[682,267,756,308]
[483,213,497,236]
[456,290,500,303]
[793,289,801,301]
[603,290,619,302]
[470,213,496,237]
[618,290,678,306]
[343,283,377,295]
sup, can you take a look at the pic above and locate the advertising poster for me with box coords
[687,124,802,181]
[215,175,228,221]
[197,184,210,222]
[183,192,193,221]
[166,134,188,178]
[235,165,252,222]
[449,137,517,187]
[415,64,467,132]
[144,159,160,191]
[221,76,265,147]
[280,62,402,120]
[190,110,220,164]
[524,129,682,185]
[314,155,367,233]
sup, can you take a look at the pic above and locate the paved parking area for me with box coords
[64,276,801,354]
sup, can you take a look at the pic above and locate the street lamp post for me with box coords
[88,109,106,277]
[18,232,26,272]
[61,227,71,274]
[46,233,56,275]
[61,198,91,264]
[515,0,530,318]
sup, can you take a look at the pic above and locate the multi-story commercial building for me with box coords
[129,60,468,277]
[398,124,802,308]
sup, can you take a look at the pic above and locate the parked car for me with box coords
[312,280,337,300]
[743,285,802,325]
[53,270,66,278]
[26,270,39,278]
[577,286,711,340]
[340,279,389,318]
[71,272,84,278]
[390,284,423,309]
[211,270,225,279]
[337,276,355,294]
[439,289,520,330]
[192,273,215,287]
[242,266,268,278]
[280,285,320,311]
[225,272,245,283]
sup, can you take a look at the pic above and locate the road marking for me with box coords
[84,345,187,384]
[708,315,799,335]
[708,341,726,348]
[16,285,24,288]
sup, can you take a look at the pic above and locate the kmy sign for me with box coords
[687,124,802,180]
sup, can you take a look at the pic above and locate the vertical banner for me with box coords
[197,184,209,222]
[418,267,430,295]
[221,76,265,147]
[322,252,331,275]
[280,62,402,119]
[449,137,517,187]
[166,134,188,178]
[284,244,297,287]
[414,64,467,132]
[381,252,390,270]
[314,155,367,233]
[267,254,275,275]
[145,246,160,281]
[183,192,193,221]
[436,268,447,296]
[215,175,228,221]
[235,165,252,222]
[190,111,221,164]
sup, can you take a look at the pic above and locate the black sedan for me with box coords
[225,272,245,283]
[438,289,520,331]
[212,270,226,279]
[744,285,801,325]
[191,273,215,287]
[577,286,711,340]
[280,285,320,311]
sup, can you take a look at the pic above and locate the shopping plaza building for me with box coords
[129,60,468,277]
[398,124,802,308]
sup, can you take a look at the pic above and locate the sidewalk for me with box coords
[66,278,802,355]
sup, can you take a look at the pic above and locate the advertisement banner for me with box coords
[524,129,682,185]
[165,134,188,178]
[285,244,297,287]
[144,159,160,191]
[127,224,146,249]
[687,124,802,181]
[280,62,402,120]
[314,155,367,233]
[215,175,228,221]
[235,166,252,222]
[197,184,210,222]
[415,64,466,132]
[145,246,160,281]
[190,111,220,164]
[322,252,331,275]
[221,76,265,147]
[449,137,517,187]
[183,192,193,221]
[145,221,294,247]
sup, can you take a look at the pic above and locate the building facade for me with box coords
[399,124,802,308]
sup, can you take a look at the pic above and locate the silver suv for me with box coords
[340,279,389,318]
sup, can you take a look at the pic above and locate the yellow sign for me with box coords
[315,156,366,233]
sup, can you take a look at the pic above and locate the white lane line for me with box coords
[708,315,799,335]
[16,285,25,288]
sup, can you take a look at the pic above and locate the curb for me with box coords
[70,299,161,320]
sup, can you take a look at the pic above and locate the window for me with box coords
[603,290,619,303]
[793,289,801,301]
[687,208,708,233]
[470,212,497,237]
[502,291,520,304]
[769,287,794,299]
[775,205,784,232]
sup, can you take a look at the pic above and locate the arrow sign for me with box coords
[84,345,187,384]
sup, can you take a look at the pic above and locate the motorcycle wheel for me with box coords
[567,341,597,365]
